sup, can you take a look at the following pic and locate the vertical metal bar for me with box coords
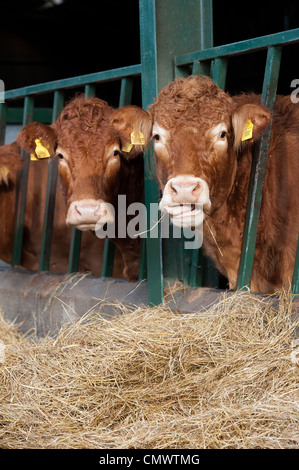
[0,103,7,145]
[100,78,135,278]
[212,58,228,89]
[68,227,82,273]
[12,96,34,266]
[84,84,96,98]
[237,46,282,289]
[292,237,299,295]
[11,151,30,266]
[22,96,34,126]
[119,77,134,106]
[101,239,116,277]
[119,77,147,280]
[139,0,163,305]
[192,60,211,76]
[39,90,64,271]
[188,249,205,287]
[199,0,213,50]
[140,0,215,301]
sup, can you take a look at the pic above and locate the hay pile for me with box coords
[0,290,298,449]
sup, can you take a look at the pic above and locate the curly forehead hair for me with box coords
[55,95,114,134]
[150,75,232,130]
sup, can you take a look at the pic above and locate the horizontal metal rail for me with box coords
[4,65,142,100]
[175,28,299,66]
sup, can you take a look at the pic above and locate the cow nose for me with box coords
[75,204,100,219]
[170,180,201,201]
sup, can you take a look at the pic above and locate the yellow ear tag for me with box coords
[130,130,145,146]
[241,119,253,141]
[31,138,51,160]
[122,142,133,153]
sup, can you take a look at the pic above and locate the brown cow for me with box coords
[0,142,125,276]
[17,95,152,280]
[146,75,299,292]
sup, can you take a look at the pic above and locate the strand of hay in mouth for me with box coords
[0,290,298,449]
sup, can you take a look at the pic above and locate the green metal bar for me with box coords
[237,46,282,290]
[39,157,59,271]
[139,0,163,305]
[199,0,213,49]
[188,248,204,287]
[51,90,65,122]
[11,151,30,266]
[292,238,299,295]
[101,77,135,278]
[119,77,134,106]
[22,96,34,126]
[175,28,299,67]
[84,84,96,98]
[212,58,228,89]
[11,97,35,266]
[101,239,116,278]
[39,90,65,272]
[68,227,82,274]
[192,60,211,76]
[4,65,141,101]
[0,103,7,145]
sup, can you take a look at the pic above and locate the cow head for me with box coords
[148,75,271,228]
[17,96,152,231]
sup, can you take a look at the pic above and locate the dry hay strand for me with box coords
[0,290,298,449]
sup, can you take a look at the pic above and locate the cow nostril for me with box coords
[94,207,106,218]
[192,183,200,194]
[170,182,177,195]
[75,205,82,216]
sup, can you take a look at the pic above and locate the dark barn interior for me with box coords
[1,0,299,99]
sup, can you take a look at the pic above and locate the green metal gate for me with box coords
[1,0,298,305]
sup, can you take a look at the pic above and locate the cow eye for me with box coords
[153,134,160,141]
[219,131,227,139]
[113,150,120,156]
[56,153,64,159]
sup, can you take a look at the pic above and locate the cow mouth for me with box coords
[75,223,97,231]
[164,203,205,228]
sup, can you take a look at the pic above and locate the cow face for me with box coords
[17,97,151,231]
[149,75,271,228]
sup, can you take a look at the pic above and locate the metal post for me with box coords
[237,46,282,289]
[39,90,65,271]
[292,237,299,295]
[139,0,214,304]
[12,96,34,266]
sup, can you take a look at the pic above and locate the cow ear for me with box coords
[109,105,152,158]
[0,144,24,186]
[232,103,271,151]
[16,122,57,161]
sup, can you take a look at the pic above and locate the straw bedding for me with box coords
[0,290,298,449]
